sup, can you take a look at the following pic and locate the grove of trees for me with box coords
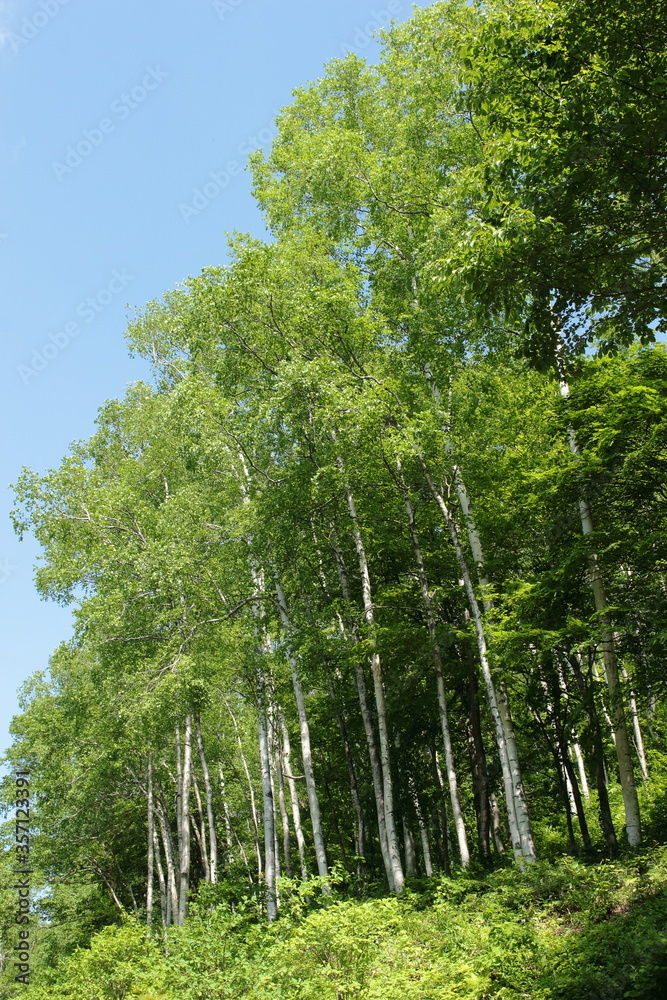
[3,1,667,993]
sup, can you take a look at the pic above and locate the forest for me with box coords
[2,1,667,997]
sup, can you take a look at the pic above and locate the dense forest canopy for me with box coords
[3,1,667,997]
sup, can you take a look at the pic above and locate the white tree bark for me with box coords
[559,378,641,846]
[178,715,193,924]
[274,573,329,880]
[195,716,218,883]
[330,531,396,890]
[279,716,308,878]
[332,472,405,894]
[398,459,470,867]
[420,457,535,863]
[146,755,154,932]
[258,679,277,920]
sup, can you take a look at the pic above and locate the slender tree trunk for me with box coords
[420,457,535,864]
[408,775,433,876]
[178,715,193,924]
[398,459,470,866]
[465,670,492,864]
[218,763,234,859]
[622,666,649,784]
[330,531,396,890]
[489,794,505,855]
[431,748,451,874]
[328,674,365,870]
[274,574,328,880]
[279,716,308,878]
[572,740,590,800]
[560,379,641,846]
[195,716,218,884]
[152,823,168,929]
[403,817,418,876]
[336,462,405,893]
[274,739,292,878]
[568,654,618,854]
[146,755,154,932]
[156,793,178,925]
[268,714,282,891]
[223,695,263,878]
[192,774,210,881]
[258,681,277,921]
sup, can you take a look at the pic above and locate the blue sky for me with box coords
[0,0,432,762]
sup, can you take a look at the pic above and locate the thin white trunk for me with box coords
[420,457,535,863]
[268,712,282,897]
[489,794,505,854]
[195,717,218,884]
[330,532,396,890]
[409,776,433,876]
[223,695,263,878]
[622,666,649,784]
[258,690,277,921]
[178,715,193,924]
[398,459,470,866]
[572,741,590,800]
[274,739,292,878]
[217,764,235,858]
[274,574,329,881]
[560,379,641,845]
[192,774,210,881]
[146,755,154,931]
[279,717,308,878]
[156,795,178,924]
[334,470,405,893]
[152,823,167,928]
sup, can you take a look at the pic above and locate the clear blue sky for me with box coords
[0,0,432,762]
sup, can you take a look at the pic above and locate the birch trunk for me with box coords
[146,755,154,931]
[223,696,263,878]
[274,574,329,880]
[192,774,210,881]
[152,823,167,928]
[622,666,649,784]
[330,531,396,890]
[420,457,535,864]
[465,670,492,864]
[279,717,308,878]
[195,716,218,883]
[560,379,641,846]
[258,685,277,921]
[178,715,193,924]
[398,459,470,866]
[403,817,418,876]
[336,464,405,893]
[572,741,590,800]
[409,775,433,876]
[274,739,292,878]
[568,654,618,854]
[218,764,234,859]
[328,676,365,869]
[156,793,178,924]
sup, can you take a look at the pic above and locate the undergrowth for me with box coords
[16,848,667,1000]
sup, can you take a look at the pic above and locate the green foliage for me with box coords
[18,851,667,1000]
